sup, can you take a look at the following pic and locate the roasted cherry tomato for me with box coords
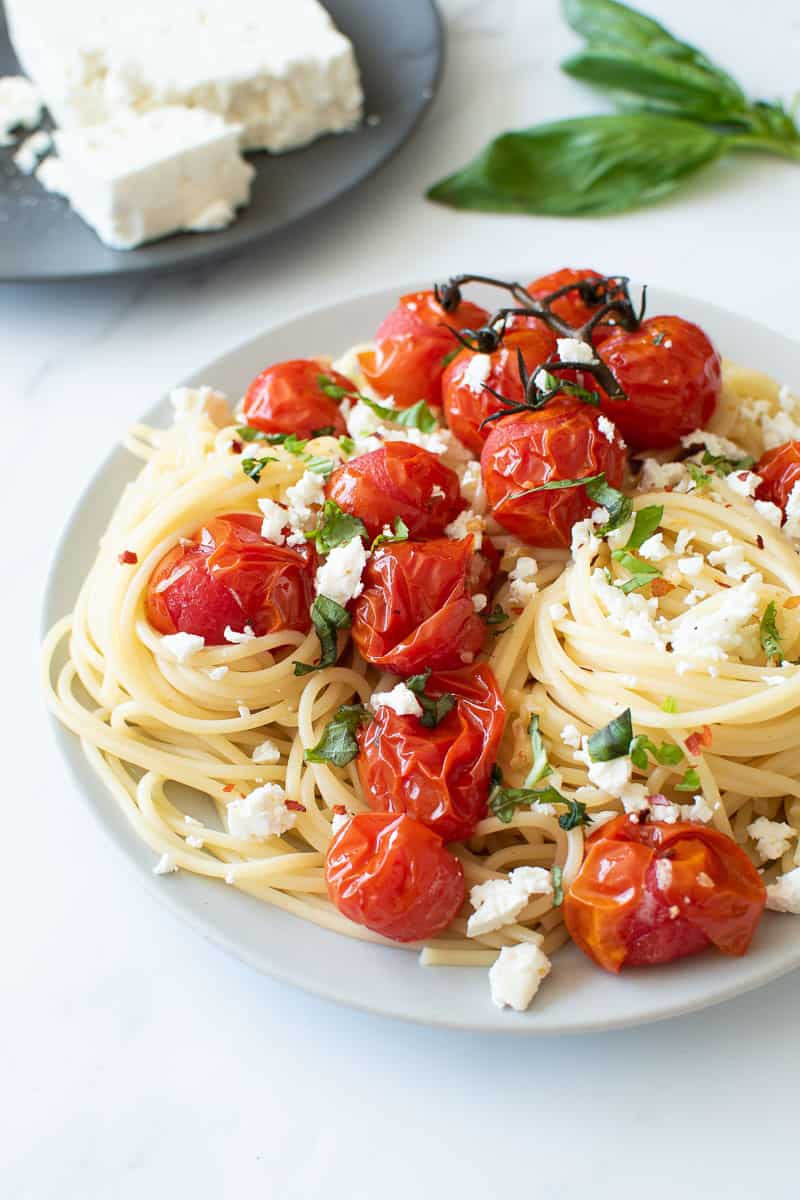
[351,536,495,674]
[358,289,489,409]
[146,513,317,644]
[527,268,625,344]
[358,664,507,843]
[588,317,721,450]
[242,359,350,439]
[756,440,800,515]
[326,441,464,541]
[442,327,557,456]
[325,812,465,942]
[480,399,626,547]
[563,815,766,973]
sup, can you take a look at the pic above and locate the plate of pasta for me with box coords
[42,271,800,1032]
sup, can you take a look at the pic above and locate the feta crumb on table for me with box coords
[489,942,551,1011]
[766,867,800,913]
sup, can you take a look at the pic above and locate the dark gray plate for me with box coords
[0,1,443,282]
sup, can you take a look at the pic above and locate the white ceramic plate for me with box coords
[43,280,800,1033]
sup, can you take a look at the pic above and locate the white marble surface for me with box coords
[3,1,800,1195]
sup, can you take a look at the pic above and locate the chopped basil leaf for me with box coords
[405,668,457,729]
[624,504,664,550]
[317,374,352,401]
[305,500,368,556]
[556,796,592,831]
[586,476,633,533]
[304,455,335,477]
[629,734,683,771]
[510,471,604,500]
[361,394,439,434]
[488,779,591,829]
[552,864,564,907]
[610,548,662,593]
[304,704,371,767]
[338,435,356,455]
[311,425,335,438]
[675,767,701,792]
[701,449,755,477]
[525,715,553,787]
[760,600,782,664]
[482,604,509,627]
[685,462,713,491]
[588,708,633,762]
[236,425,268,442]
[371,517,410,550]
[241,455,278,483]
[293,596,351,676]
[652,331,666,346]
[662,695,679,713]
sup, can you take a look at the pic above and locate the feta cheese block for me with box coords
[0,75,42,144]
[45,106,254,250]
[6,0,363,152]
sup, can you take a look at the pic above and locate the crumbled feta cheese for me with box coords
[331,811,350,835]
[170,385,231,427]
[314,537,368,607]
[570,518,600,557]
[458,460,487,514]
[557,336,595,365]
[462,353,492,393]
[707,543,754,581]
[725,470,761,499]
[206,665,229,681]
[286,470,326,526]
[258,497,287,544]
[12,128,52,172]
[675,529,695,555]
[677,555,704,577]
[680,795,714,824]
[430,484,446,500]
[286,529,308,548]
[596,414,619,444]
[489,942,551,1012]
[765,866,800,913]
[711,530,733,548]
[161,632,205,663]
[468,867,553,938]
[671,573,762,665]
[445,509,485,550]
[652,802,680,824]
[153,852,178,875]
[227,783,295,839]
[680,430,746,459]
[585,752,648,812]
[549,603,568,621]
[472,593,488,612]
[0,75,42,144]
[747,816,795,862]
[237,703,251,719]
[224,625,256,643]
[636,459,687,493]
[783,482,800,542]
[252,739,281,764]
[370,682,423,718]
[508,556,539,606]
[638,533,669,562]
[561,724,582,749]
[590,568,668,649]
[754,500,783,527]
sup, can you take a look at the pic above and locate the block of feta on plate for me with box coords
[42,106,254,250]
[6,0,363,152]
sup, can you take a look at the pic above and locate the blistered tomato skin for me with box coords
[480,399,627,548]
[146,514,317,644]
[442,326,558,456]
[756,441,800,515]
[357,664,507,843]
[358,290,489,409]
[563,816,767,974]
[595,316,722,450]
[242,359,351,438]
[351,536,495,675]
[325,812,465,943]
[527,268,625,344]
[325,441,464,541]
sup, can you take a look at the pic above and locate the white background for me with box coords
[3,1,800,1195]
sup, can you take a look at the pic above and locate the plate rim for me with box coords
[41,276,800,1033]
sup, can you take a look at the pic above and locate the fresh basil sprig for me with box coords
[624,504,663,550]
[405,670,457,729]
[293,597,351,677]
[760,601,783,665]
[304,704,371,767]
[610,548,662,593]
[509,472,633,537]
[488,770,591,831]
[318,374,438,434]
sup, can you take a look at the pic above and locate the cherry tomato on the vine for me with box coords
[243,360,350,439]
[351,536,496,675]
[325,441,464,541]
[358,290,489,409]
[480,399,626,548]
[146,514,317,644]
[358,663,506,843]
[442,327,557,456]
[563,815,766,973]
[325,812,465,942]
[527,268,626,343]
[756,440,800,515]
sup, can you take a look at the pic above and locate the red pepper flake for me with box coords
[230,439,243,454]
[685,733,702,756]
[222,784,235,793]
[285,799,306,813]
[332,804,347,816]
[756,534,764,549]
[700,725,713,747]
[118,550,138,564]
[650,578,674,597]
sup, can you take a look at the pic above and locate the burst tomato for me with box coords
[527,268,625,343]
[325,441,464,541]
[358,663,506,843]
[242,359,350,438]
[146,513,317,644]
[756,440,800,515]
[563,815,766,973]
[325,812,465,942]
[591,316,721,450]
[442,326,558,456]
[358,289,489,409]
[351,536,496,675]
[480,399,626,547]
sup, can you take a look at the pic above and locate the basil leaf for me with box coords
[675,767,701,792]
[427,114,726,218]
[585,476,633,533]
[702,450,755,477]
[405,669,457,729]
[293,596,351,676]
[556,797,592,831]
[562,0,688,52]
[510,471,604,500]
[525,715,553,787]
[552,865,564,907]
[482,604,509,627]
[624,504,663,550]
[629,734,683,771]
[338,435,355,455]
[318,374,352,401]
[588,708,633,761]
[304,704,371,767]
[488,780,591,829]
[236,425,268,442]
[305,500,368,556]
[760,601,782,665]
[371,517,410,550]
[311,425,335,438]
[610,549,662,593]
[685,462,713,491]
[359,394,439,434]
[241,456,278,483]
[304,456,335,478]
[661,695,678,713]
